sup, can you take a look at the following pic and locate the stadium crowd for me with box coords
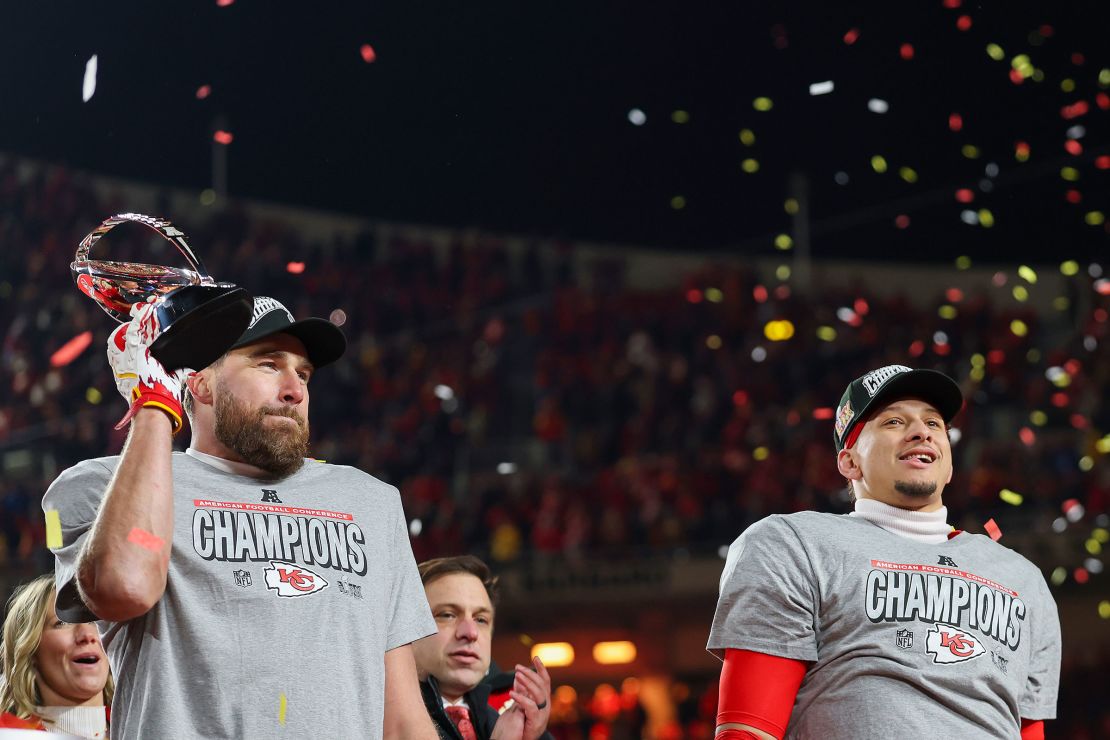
[1,159,1108,737]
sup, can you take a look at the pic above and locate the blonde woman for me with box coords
[1,575,112,737]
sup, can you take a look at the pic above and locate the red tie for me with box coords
[445,704,478,740]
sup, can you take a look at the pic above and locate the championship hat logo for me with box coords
[835,400,855,440]
[264,560,329,597]
[925,625,985,664]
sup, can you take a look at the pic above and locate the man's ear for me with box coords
[187,370,213,406]
[837,449,862,481]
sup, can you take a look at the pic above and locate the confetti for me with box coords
[999,489,1023,506]
[127,527,165,552]
[216,0,234,6]
[627,108,646,125]
[286,261,306,274]
[867,98,889,114]
[360,44,377,63]
[843,28,860,45]
[752,97,773,112]
[948,113,963,131]
[983,518,1001,541]
[196,84,211,100]
[956,15,972,31]
[899,43,914,60]
[809,80,834,96]
[82,55,98,103]
[278,693,287,725]
[213,130,234,145]
[45,510,63,550]
[50,331,93,367]
[671,110,690,124]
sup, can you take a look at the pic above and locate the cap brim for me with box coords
[867,369,964,424]
[232,317,347,368]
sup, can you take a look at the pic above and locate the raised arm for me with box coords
[77,304,188,622]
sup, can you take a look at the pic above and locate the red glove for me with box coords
[107,302,191,435]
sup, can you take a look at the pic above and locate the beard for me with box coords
[893,480,938,498]
[213,385,310,478]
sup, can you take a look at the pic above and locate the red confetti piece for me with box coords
[1051,392,1069,408]
[1064,359,1081,375]
[1095,156,1110,170]
[948,113,963,132]
[213,130,233,145]
[127,527,165,552]
[984,518,1001,541]
[1096,93,1110,110]
[732,390,749,407]
[216,0,234,6]
[945,287,963,302]
[1071,52,1085,66]
[1096,307,1109,320]
[286,261,306,274]
[908,340,925,357]
[956,15,972,31]
[1009,68,1024,85]
[774,285,791,300]
[1062,498,1081,515]
[843,28,860,45]
[955,188,974,203]
[1019,427,1035,446]
[942,0,961,8]
[786,410,801,426]
[1014,141,1030,157]
[1039,25,1054,37]
[934,343,951,356]
[1096,281,1110,297]
[195,84,211,100]
[812,407,834,420]
[900,43,914,60]
[1061,100,1089,119]
[50,331,93,367]
[853,298,869,315]
[752,285,768,303]
[1066,190,1082,204]
[895,214,910,229]
[1070,414,1088,429]
[360,44,377,63]
[1065,140,1083,156]
[1074,568,1089,584]
[686,288,703,303]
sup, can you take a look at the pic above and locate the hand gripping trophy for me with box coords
[72,212,254,433]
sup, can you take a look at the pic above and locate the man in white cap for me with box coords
[44,296,439,739]
[708,365,1060,740]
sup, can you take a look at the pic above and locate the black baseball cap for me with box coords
[833,365,963,452]
[229,296,347,368]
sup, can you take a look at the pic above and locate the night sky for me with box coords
[2,1,1109,261]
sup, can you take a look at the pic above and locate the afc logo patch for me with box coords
[926,625,985,664]
[896,629,913,650]
[263,561,329,597]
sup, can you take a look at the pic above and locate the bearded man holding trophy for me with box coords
[41,213,440,739]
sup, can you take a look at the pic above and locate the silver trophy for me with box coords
[72,212,253,370]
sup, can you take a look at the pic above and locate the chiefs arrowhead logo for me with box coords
[263,560,329,597]
[926,625,985,664]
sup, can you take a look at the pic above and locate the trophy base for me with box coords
[150,285,254,371]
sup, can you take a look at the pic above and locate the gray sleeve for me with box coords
[1018,571,1061,720]
[41,459,113,624]
[707,515,819,662]
[384,485,436,651]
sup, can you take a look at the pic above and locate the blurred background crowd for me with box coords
[1,157,1107,737]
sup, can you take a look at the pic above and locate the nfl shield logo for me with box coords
[896,629,913,650]
[234,570,252,588]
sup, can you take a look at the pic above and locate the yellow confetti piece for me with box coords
[898,166,918,183]
[1012,286,1028,302]
[955,255,972,270]
[741,158,760,173]
[739,128,756,145]
[1061,166,1080,181]
[986,43,1004,61]
[670,195,686,210]
[1099,601,1110,619]
[1060,260,1080,276]
[774,234,793,250]
[816,326,837,342]
[1050,567,1066,586]
[962,144,981,159]
[278,693,287,725]
[1094,528,1109,543]
[753,97,773,112]
[670,109,690,124]
[1085,211,1106,226]
[938,305,958,319]
[783,198,799,214]
[978,208,994,227]
[999,489,1023,506]
[870,155,888,173]
[1017,265,1037,284]
[1087,538,1103,555]
[1060,78,1076,93]
[753,446,769,461]
[705,288,724,303]
[706,335,723,350]
[1100,69,1110,87]
[45,510,62,550]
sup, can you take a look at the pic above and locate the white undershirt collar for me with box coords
[35,705,108,739]
[850,497,953,544]
[185,447,270,479]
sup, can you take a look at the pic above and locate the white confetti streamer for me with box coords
[82,54,98,102]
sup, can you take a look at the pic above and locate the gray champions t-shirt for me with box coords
[708,513,1060,739]
[43,452,436,740]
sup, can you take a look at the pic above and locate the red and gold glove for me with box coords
[107,302,192,435]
